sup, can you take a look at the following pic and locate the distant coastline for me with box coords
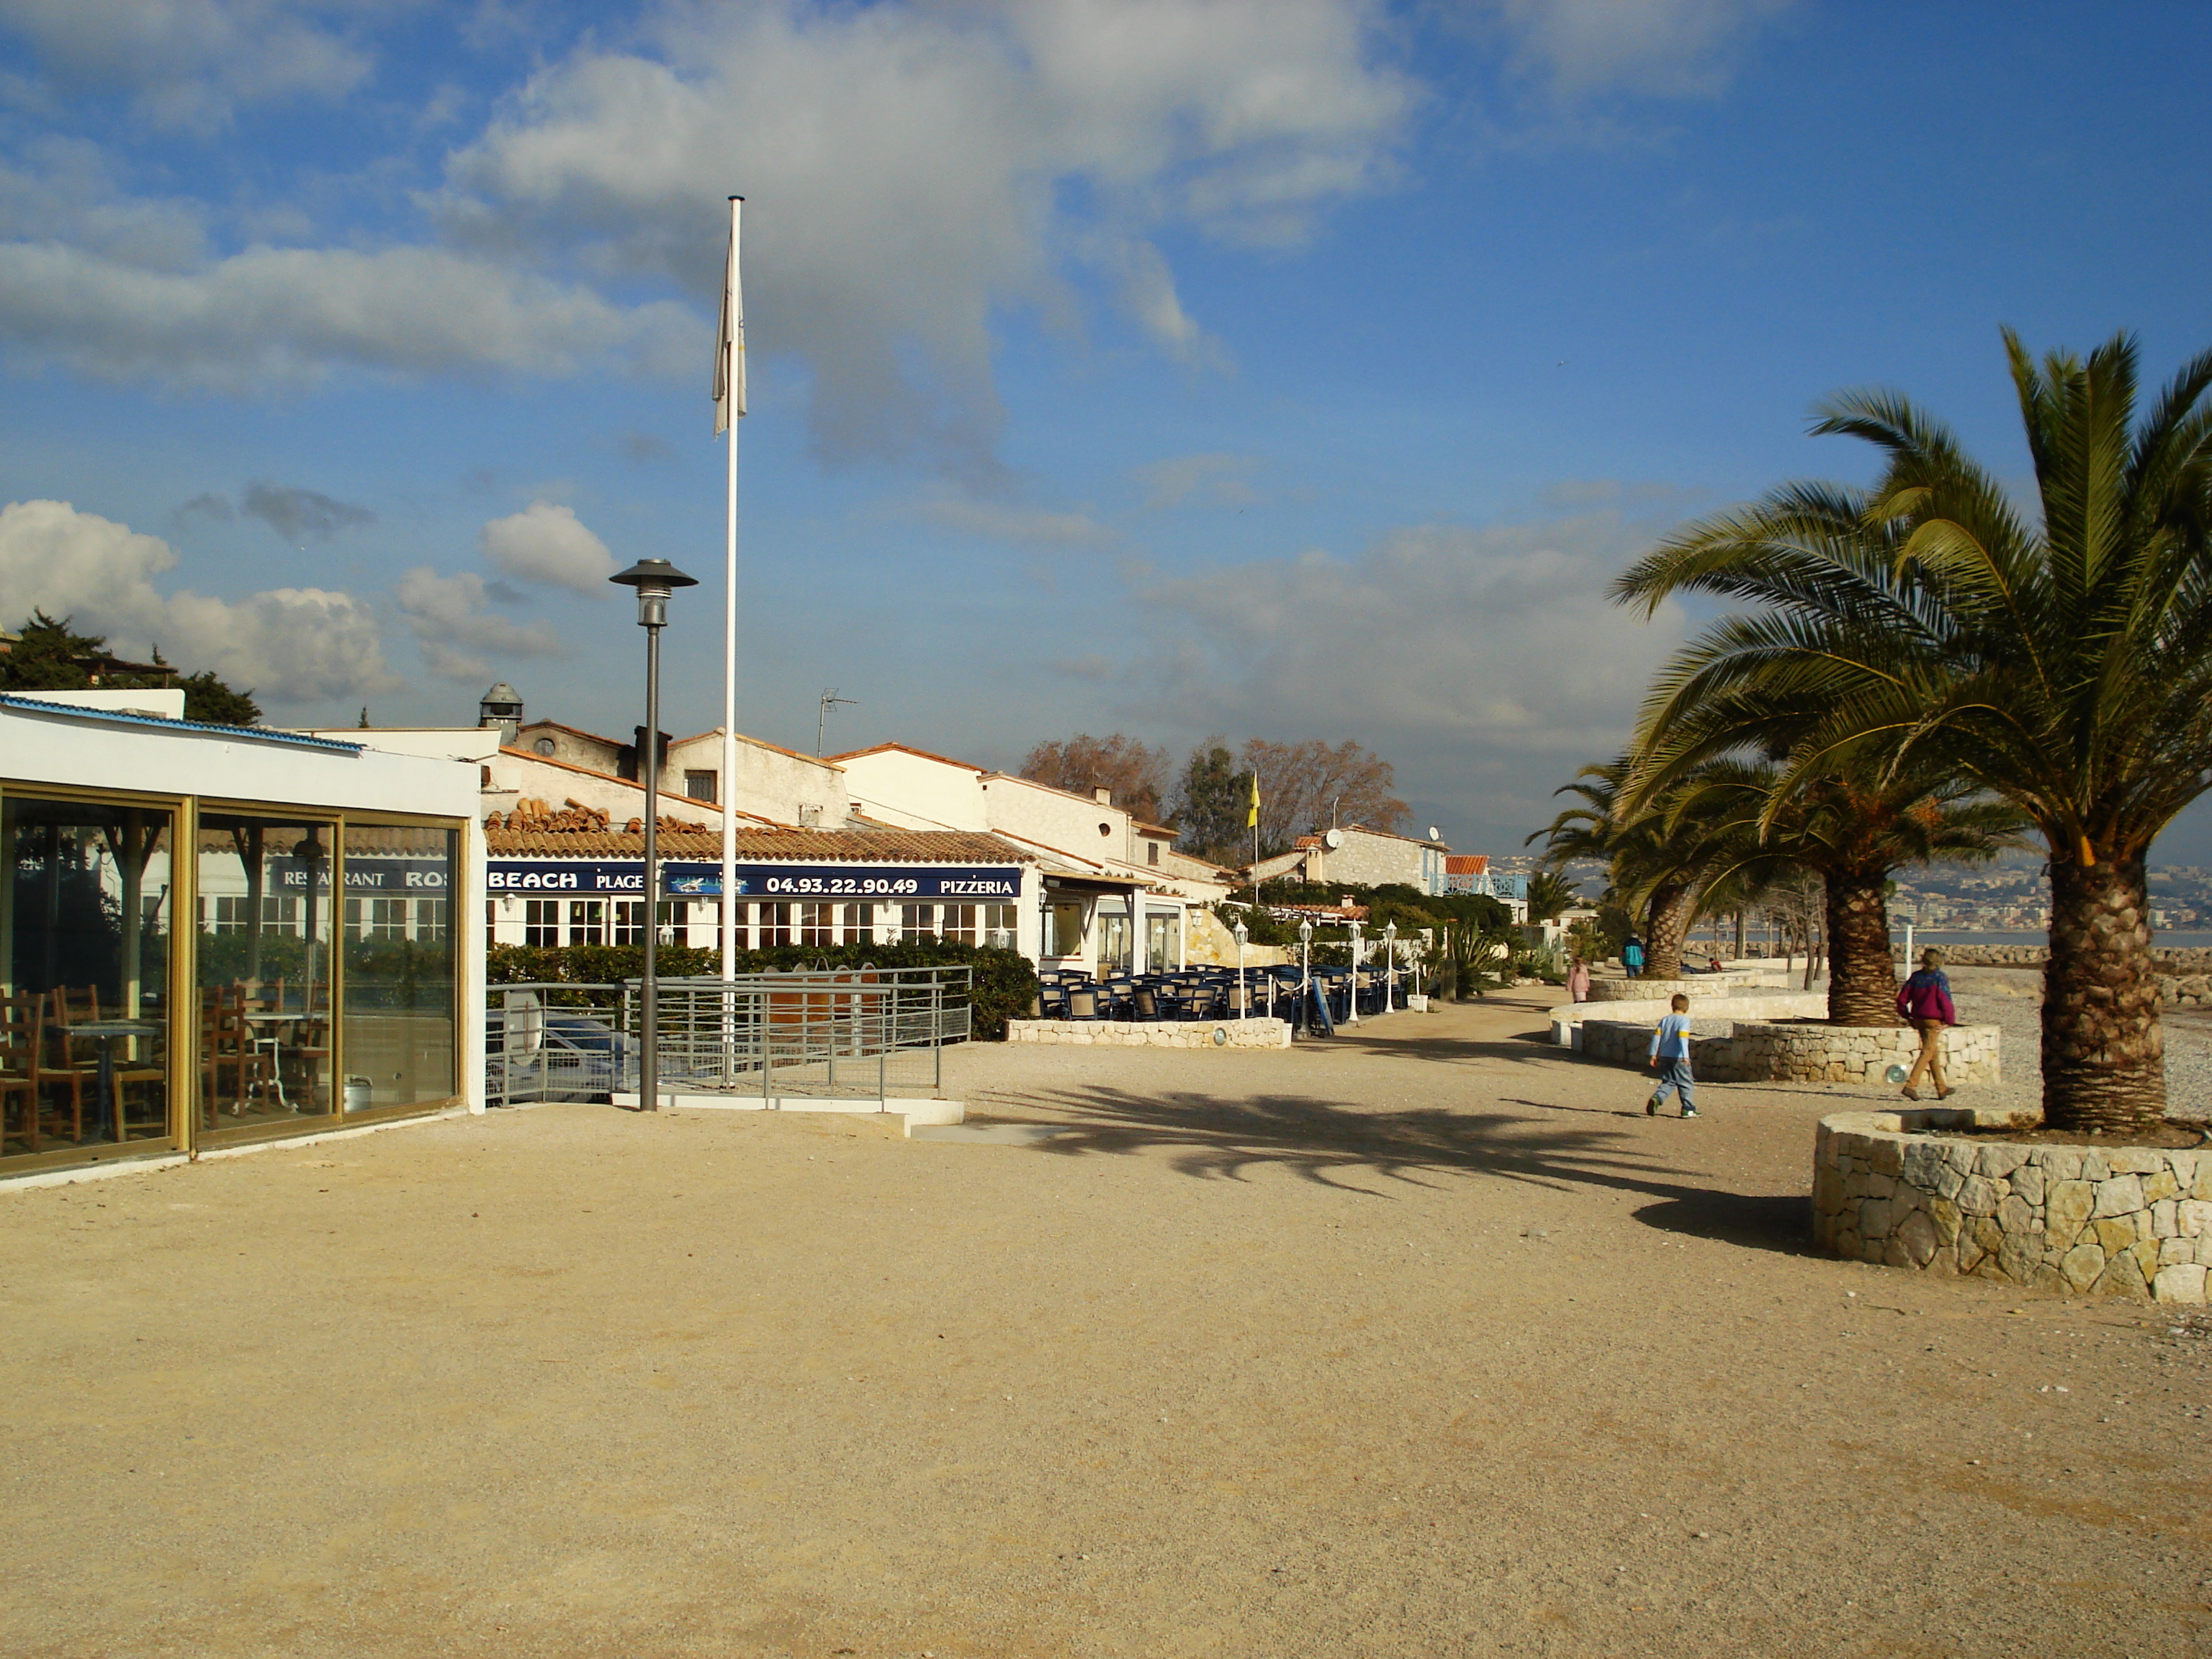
[1909,928,2212,950]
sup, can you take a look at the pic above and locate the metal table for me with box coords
[71,1019,163,1141]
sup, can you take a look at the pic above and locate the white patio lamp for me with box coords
[1383,920,1398,1010]
[1346,917,1363,1025]
[1298,917,1313,1020]
[609,555,699,1112]
[1233,917,1249,1020]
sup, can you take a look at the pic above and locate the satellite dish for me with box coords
[1428,827,1443,842]
[1323,828,1344,849]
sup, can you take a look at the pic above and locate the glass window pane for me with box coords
[3,795,174,1159]
[340,822,458,1113]
[196,814,335,1130]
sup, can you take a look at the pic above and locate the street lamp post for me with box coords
[1298,917,1313,1033]
[1346,917,1363,1025]
[609,557,698,1111]
[1383,920,1398,1012]
[1233,917,1249,1020]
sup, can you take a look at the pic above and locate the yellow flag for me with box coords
[1246,771,1260,830]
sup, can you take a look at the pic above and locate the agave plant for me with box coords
[1616,331,2212,1133]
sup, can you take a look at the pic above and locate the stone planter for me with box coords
[1577,1019,2000,1087]
[1814,1106,2211,1304]
[1004,1017,1292,1049]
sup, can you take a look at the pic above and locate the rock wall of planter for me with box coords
[1582,971,1786,1003]
[1814,1107,2211,1305]
[1004,1017,1292,1048]
[1905,943,2212,977]
[1577,1019,2000,1087]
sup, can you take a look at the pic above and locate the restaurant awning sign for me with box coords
[488,861,1022,899]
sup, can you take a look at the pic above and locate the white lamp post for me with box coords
[609,555,698,1111]
[1383,920,1398,1012]
[1298,917,1313,1029]
[1346,917,1363,1025]
[1233,917,1249,1020]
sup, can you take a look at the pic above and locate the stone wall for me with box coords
[1582,971,1786,1003]
[1550,991,1827,1043]
[1005,1017,1292,1049]
[1578,1018,2000,1087]
[1907,943,2212,976]
[1814,1107,2211,1304]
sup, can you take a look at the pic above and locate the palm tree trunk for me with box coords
[1824,867,1901,1025]
[1643,884,1692,979]
[2043,853,2165,1133]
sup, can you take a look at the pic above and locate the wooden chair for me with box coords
[1,995,42,1155]
[199,989,271,1125]
[37,987,98,1145]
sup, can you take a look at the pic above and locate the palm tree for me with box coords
[1663,761,2024,1025]
[1616,330,2212,1133]
[1532,759,1738,980]
[1524,869,1580,924]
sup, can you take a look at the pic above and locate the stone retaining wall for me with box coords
[1814,1107,2211,1304]
[1582,971,1786,1002]
[1907,943,2212,975]
[1005,1017,1292,1048]
[1578,1019,2000,1087]
[1550,992,1827,1043]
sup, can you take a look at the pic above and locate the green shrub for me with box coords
[485,938,1038,1040]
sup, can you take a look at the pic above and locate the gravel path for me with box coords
[1,994,2206,1658]
[1945,966,2212,1121]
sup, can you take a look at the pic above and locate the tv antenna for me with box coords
[817,688,857,755]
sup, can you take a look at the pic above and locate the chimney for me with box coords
[1093,787,1112,805]
[478,682,523,746]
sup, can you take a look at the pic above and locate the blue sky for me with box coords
[3,1,2211,859]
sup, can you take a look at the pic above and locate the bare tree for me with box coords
[1020,733,1171,822]
[1240,739,1408,853]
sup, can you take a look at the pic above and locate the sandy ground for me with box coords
[3,992,2208,1659]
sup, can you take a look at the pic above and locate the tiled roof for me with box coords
[484,826,1034,863]
[665,725,847,768]
[1444,855,1489,874]
[825,739,984,773]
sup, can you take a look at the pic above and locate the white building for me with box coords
[2,692,485,1182]
[1247,824,1451,896]
[832,742,1199,974]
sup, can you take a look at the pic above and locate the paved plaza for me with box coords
[4,992,2208,1658]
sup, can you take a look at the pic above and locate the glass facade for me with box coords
[1,781,467,1174]
[2,796,175,1159]
[195,814,334,1129]
[340,822,458,1116]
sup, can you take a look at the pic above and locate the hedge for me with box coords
[484,938,1038,1040]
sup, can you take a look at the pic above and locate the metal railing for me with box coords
[482,966,971,1107]
[646,966,968,1101]
[485,982,628,1109]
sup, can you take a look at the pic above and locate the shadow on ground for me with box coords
[979,1083,1811,1254]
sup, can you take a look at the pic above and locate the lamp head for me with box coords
[1233,919,1248,943]
[1298,919,1313,944]
[609,557,698,626]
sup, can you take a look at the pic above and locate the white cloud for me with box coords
[1123,508,1689,837]
[478,500,616,593]
[438,0,1413,466]
[1136,451,1260,510]
[915,498,1118,549]
[0,0,372,132]
[0,240,693,392]
[396,566,567,684]
[1488,0,1795,98]
[0,498,393,703]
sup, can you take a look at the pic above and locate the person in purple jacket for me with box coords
[1896,947,1958,1100]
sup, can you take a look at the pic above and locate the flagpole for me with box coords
[718,195,744,979]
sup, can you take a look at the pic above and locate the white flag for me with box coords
[712,197,746,433]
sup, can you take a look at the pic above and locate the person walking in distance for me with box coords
[1566,955,1591,1003]
[1897,947,1958,1100]
[1646,992,1698,1118]
[1622,935,1645,979]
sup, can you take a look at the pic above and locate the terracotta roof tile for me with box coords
[824,739,984,773]
[485,826,1033,863]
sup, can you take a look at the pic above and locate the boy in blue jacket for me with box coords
[1647,992,1698,1118]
